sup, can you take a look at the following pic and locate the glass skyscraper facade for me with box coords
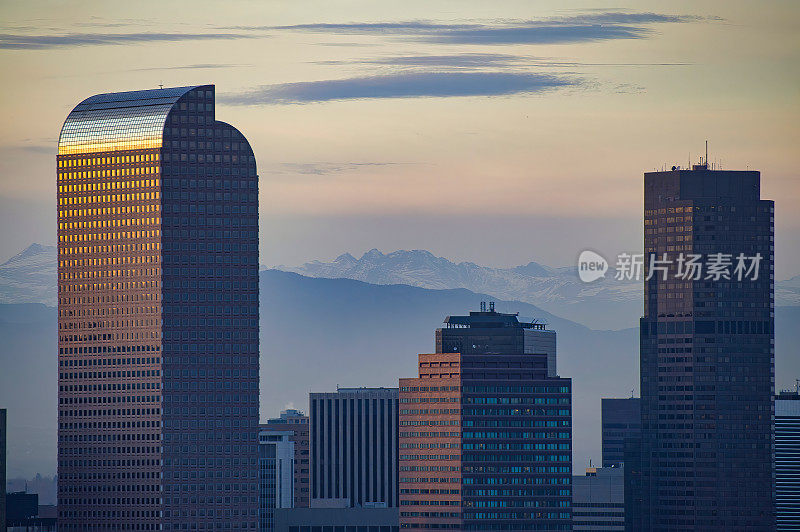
[57,84,260,530]
[775,390,800,531]
[639,164,774,530]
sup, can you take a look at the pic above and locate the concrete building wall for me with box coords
[274,507,398,531]
[573,467,625,531]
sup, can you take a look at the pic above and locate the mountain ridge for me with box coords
[3,243,799,329]
[277,247,799,329]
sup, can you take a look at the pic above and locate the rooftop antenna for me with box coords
[705,140,708,167]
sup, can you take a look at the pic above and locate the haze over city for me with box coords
[0,1,798,530]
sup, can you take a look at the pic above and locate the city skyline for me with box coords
[0,1,798,279]
[0,2,797,529]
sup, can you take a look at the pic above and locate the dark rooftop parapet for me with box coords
[443,303,547,330]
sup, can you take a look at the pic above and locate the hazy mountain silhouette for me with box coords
[2,270,798,480]
[279,248,800,329]
[2,243,798,329]
[0,243,57,306]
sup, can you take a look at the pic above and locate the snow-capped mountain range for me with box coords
[277,248,800,330]
[2,244,798,330]
[0,243,57,307]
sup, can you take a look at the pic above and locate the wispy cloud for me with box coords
[268,162,401,176]
[318,53,690,69]
[316,53,524,68]
[260,12,709,46]
[272,20,645,44]
[0,138,57,155]
[220,71,577,105]
[0,32,253,50]
[130,63,251,72]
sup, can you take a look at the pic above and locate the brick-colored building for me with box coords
[399,305,572,531]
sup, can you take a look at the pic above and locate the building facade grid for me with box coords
[57,84,259,530]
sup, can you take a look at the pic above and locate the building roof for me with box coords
[58,85,208,155]
[443,310,545,330]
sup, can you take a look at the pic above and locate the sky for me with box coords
[0,0,798,278]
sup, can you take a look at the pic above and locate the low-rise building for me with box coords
[259,430,295,531]
[573,466,625,531]
[261,409,310,508]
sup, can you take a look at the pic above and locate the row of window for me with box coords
[401,386,460,392]
[462,443,570,451]
[462,386,570,394]
[59,167,159,181]
[58,153,159,167]
[464,488,570,497]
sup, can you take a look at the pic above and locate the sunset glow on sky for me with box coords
[1,0,798,276]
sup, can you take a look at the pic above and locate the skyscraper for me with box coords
[639,163,774,530]
[56,84,260,530]
[601,398,640,468]
[775,388,800,531]
[399,306,572,531]
[309,387,399,508]
[261,409,311,508]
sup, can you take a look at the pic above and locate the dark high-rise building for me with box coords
[601,398,640,468]
[622,436,643,532]
[56,85,260,530]
[261,409,311,508]
[6,492,38,524]
[310,388,399,508]
[1,408,6,532]
[775,389,800,531]
[399,306,572,531]
[639,163,774,530]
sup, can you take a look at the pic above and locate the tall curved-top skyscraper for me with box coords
[57,85,260,530]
